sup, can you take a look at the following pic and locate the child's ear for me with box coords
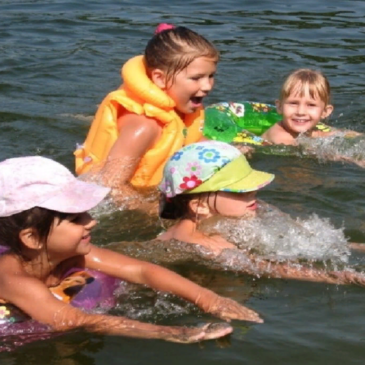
[19,228,42,250]
[188,199,210,217]
[322,104,334,119]
[275,99,283,114]
[150,69,167,89]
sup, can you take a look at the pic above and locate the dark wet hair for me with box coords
[145,25,219,85]
[160,192,218,220]
[0,207,69,255]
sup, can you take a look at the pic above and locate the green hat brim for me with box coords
[186,155,274,194]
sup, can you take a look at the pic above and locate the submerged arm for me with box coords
[349,243,365,253]
[245,255,365,286]
[315,128,363,139]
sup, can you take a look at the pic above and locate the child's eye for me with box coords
[191,76,201,81]
[67,214,83,223]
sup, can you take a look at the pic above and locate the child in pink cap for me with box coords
[158,141,365,286]
[0,156,263,343]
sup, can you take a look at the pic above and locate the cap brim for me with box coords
[39,180,110,213]
[188,155,274,195]
[220,169,274,193]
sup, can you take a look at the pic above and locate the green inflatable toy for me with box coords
[204,101,281,145]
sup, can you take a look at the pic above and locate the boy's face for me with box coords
[276,83,333,136]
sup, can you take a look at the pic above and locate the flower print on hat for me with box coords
[159,141,241,197]
[179,175,203,191]
[159,141,274,198]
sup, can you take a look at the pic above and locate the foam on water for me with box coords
[200,201,350,264]
[298,133,365,167]
[60,113,93,122]
[255,133,365,169]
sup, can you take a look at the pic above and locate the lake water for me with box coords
[1,0,365,363]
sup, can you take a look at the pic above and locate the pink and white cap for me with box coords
[0,156,110,217]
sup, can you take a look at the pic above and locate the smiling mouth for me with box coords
[292,119,310,124]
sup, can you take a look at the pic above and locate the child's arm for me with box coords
[85,245,262,323]
[0,270,232,343]
[307,128,365,168]
[311,127,362,139]
[342,130,362,138]
[99,113,161,188]
[349,243,365,253]
[247,256,365,286]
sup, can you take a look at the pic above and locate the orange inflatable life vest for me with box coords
[74,55,204,187]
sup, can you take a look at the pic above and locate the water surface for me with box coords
[0,0,365,363]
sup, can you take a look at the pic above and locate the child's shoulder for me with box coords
[0,252,22,274]
[117,112,163,136]
[0,253,26,299]
[262,122,295,145]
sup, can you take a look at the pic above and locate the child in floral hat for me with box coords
[158,141,365,286]
[158,140,274,253]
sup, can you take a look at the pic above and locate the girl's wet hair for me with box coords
[280,69,331,105]
[0,207,69,255]
[160,192,217,220]
[145,25,219,85]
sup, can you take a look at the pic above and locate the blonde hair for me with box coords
[279,69,331,105]
[145,26,219,85]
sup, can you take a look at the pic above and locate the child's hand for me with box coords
[205,296,263,323]
[161,322,233,343]
[348,243,365,252]
[235,144,255,158]
[330,270,365,286]
[344,130,362,138]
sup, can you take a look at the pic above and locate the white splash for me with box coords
[298,133,365,167]
[201,201,350,264]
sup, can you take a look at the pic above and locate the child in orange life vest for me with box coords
[74,24,218,192]
[157,141,365,286]
[262,69,361,145]
[0,156,263,343]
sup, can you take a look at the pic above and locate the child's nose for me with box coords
[297,103,306,114]
[201,77,214,93]
[82,213,97,229]
[85,218,97,230]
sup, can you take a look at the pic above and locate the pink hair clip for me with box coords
[154,23,176,35]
